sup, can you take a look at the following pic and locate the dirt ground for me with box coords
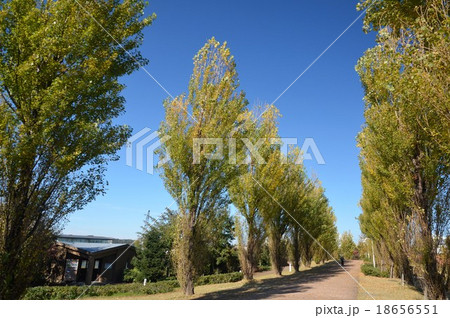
[197,260,364,300]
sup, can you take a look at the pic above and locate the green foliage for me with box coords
[257,265,272,272]
[136,228,170,282]
[358,0,425,33]
[260,147,295,275]
[229,105,279,280]
[127,207,239,283]
[158,37,248,295]
[228,108,338,276]
[126,207,239,282]
[195,272,243,285]
[357,0,449,299]
[23,285,83,300]
[127,209,176,283]
[339,231,357,260]
[258,242,271,268]
[22,281,179,300]
[361,263,389,278]
[201,208,240,275]
[290,178,338,269]
[0,0,154,299]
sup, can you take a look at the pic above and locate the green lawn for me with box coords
[358,274,423,300]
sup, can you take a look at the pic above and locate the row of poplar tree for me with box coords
[0,0,338,299]
[356,0,449,300]
[155,38,339,296]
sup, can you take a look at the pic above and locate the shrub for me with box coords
[195,272,243,285]
[23,285,85,300]
[256,265,271,272]
[22,281,180,300]
[361,263,389,278]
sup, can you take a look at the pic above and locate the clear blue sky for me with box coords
[64,0,376,240]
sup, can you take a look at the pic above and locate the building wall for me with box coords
[46,243,135,285]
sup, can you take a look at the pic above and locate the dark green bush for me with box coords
[23,285,85,300]
[23,272,243,299]
[256,265,272,272]
[22,281,180,300]
[196,272,243,285]
[361,263,389,278]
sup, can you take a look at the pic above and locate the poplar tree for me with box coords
[256,139,288,276]
[285,151,309,272]
[357,0,449,299]
[263,147,303,275]
[339,231,357,260]
[229,106,279,280]
[312,207,338,264]
[158,38,247,295]
[0,0,153,299]
[297,182,332,267]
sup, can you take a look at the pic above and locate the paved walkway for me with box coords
[198,260,363,300]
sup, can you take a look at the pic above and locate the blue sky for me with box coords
[64,0,376,240]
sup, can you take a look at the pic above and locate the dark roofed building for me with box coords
[47,234,135,285]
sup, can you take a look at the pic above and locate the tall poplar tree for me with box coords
[158,38,247,295]
[0,0,153,299]
[229,106,279,280]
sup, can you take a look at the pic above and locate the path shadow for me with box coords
[196,261,352,300]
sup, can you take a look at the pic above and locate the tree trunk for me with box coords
[180,230,195,296]
[303,258,312,268]
[0,205,28,299]
[175,212,196,296]
[291,228,300,272]
[268,230,282,276]
[182,268,195,296]
[420,233,447,299]
[242,250,255,280]
[241,232,257,280]
[412,154,447,300]
[302,244,312,268]
[236,216,262,281]
[0,252,22,299]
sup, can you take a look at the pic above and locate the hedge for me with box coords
[196,272,243,285]
[361,263,389,278]
[256,265,271,272]
[22,280,180,300]
[23,272,243,299]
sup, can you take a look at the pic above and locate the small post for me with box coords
[143,278,147,286]
[289,262,292,272]
[401,273,404,286]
